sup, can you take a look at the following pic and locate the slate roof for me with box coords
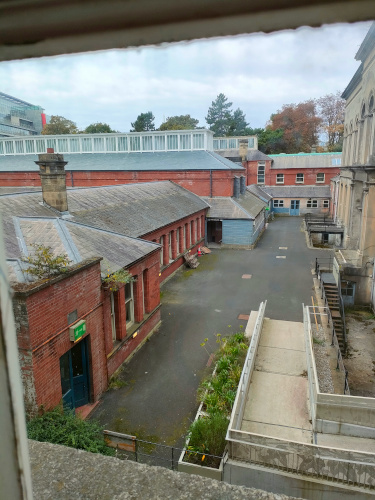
[262,186,331,198]
[7,217,159,282]
[202,197,251,219]
[235,191,267,218]
[0,180,208,282]
[268,153,342,169]
[201,191,266,220]
[0,151,245,172]
[246,150,272,162]
[246,184,273,203]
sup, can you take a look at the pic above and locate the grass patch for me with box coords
[27,406,115,456]
[313,337,325,345]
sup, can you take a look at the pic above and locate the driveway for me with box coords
[90,217,331,445]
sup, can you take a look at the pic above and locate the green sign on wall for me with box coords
[69,320,86,342]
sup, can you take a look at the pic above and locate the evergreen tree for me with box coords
[84,122,116,133]
[130,112,155,132]
[159,114,199,130]
[228,108,249,136]
[205,93,233,136]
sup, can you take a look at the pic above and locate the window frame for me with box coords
[110,292,117,341]
[276,173,284,184]
[307,198,318,208]
[316,173,325,183]
[273,199,284,208]
[296,173,304,184]
[124,282,134,329]
[257,161,265,185]
[323,200,330,208]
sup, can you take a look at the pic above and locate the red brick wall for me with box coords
[102,250,162,378]
[142,208,207,282]
[15,261,108,414]
[0,169,242,197]
[245,160,339,186]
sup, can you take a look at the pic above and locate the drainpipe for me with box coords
[210,170,212,198]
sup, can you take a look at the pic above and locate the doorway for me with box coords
[207,220,222,244]
[290,200,300,216]
[60,338,90,410]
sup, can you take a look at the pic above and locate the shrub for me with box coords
[187,413,229,459]
[27,406,115,456]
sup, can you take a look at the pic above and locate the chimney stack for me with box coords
[233,176,240,198]
[35,149,68,213]
[240,176,246,195]
[239,138,248,161]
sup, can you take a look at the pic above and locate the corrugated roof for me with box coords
[0,150,245,172]
[269,153,341,169]
[262,186,331,198]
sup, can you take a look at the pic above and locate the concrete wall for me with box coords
[224,459,375,500]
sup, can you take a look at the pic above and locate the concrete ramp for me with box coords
[241,318,313,443]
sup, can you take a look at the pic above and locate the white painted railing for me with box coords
[0,129,214,155]
[229,300,267,431]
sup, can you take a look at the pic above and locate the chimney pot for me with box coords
[47,148,54,153]
[239,139,248,161]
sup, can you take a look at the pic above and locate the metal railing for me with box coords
[103,430,223,471]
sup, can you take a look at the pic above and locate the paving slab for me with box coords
[260,319,305,351]
[242,421,313,444]
[242,370,311,431]
[316,433,375,453]
[255,345,307,376]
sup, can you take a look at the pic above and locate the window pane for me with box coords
[167,135,178,150]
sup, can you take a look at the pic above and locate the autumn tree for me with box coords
[84,122,117,133]
[317,91,345,151]
[206,93,233,136]
[159,114,199,130]
[130,112,155,132]
[267,100,321,153]
[42,115,79,135]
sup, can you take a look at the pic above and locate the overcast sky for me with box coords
[0,22,372,132]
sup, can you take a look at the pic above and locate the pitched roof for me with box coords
[7,217,159,282]
[202,191,266,220]
[246,150,272,162]
[0,150,245,172]
[202,197,251,219]
[262,186,331,198]
[268,152,342,169]
[246,184,273,203]
[235,191,267,218]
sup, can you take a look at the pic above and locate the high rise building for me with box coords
[0,91,46,137]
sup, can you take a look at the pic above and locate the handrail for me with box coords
[336,276,348,348]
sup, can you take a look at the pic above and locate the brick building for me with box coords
[0,130,245,197]
[3,151,208,414]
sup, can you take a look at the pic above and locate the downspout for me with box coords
[70,171,74,187]
[210,170,212,198]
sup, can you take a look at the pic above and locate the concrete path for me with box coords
[90,217,331,446]
[241,318,312,444]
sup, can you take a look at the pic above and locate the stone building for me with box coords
[334,22,375,306]
[3,151,208,414]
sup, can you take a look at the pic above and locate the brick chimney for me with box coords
[239,138,248,161]
[35,148,68,213]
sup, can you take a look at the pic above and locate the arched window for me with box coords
[361,103,366,119]
[369,95,374,113]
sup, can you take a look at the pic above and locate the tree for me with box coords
[267,100,321,153]
[317,91,345,151]
[83,122,116,133]
[23,244,71,279]
[257,128,285,154]
[42,115,79,135]
[159,114,199,130]
[130,112,155,132]
[228,108,249,136]
[205,93,233,136]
